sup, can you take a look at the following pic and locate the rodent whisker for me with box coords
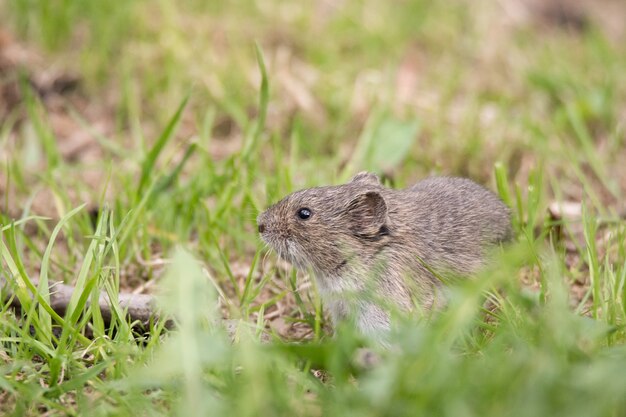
[242,207,261,222]
[260,243,273,272]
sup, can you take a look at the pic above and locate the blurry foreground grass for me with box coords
[1,0,626,415]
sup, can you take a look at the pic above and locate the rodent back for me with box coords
[383,177,512,274]
[408,177,511,244]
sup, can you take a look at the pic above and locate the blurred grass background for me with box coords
[0,0,625,415]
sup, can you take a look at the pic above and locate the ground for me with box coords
[0,0,625,416]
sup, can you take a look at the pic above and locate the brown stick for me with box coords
[1,276,157,325]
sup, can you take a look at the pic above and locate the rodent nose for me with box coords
[258,224,265,233]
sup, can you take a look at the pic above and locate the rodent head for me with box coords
[257,172,390,275]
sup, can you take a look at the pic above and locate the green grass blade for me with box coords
[20,76,61,170]
[38,203,86,343]
[136,93,190,198]
[242,42,269,160]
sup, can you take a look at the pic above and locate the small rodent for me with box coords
[257,172,512,337]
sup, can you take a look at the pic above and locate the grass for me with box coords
[1,0,626,415]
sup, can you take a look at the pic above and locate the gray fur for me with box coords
[257,172,512,337]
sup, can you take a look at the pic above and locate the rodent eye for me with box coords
[297,208,312,220]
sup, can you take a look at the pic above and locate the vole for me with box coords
[257,172,512,337]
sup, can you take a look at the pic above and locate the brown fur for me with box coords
[257,172,512,336]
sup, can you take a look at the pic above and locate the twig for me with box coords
[0,276,157,325]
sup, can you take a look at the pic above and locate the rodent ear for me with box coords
[350,172,381,186]
[346,191,388,237]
